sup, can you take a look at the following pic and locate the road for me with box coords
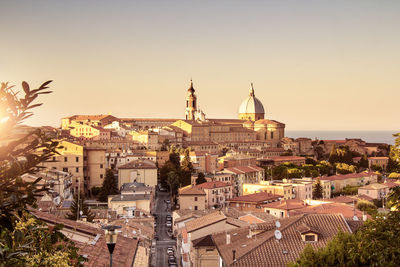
[154,191,177,267]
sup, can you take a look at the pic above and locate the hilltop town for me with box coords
[2,81,399,267]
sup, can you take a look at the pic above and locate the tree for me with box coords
[168,146,181,170]
[356,200,377,214]
[196,172,207,185]
[391,133,400,162]
[0,81,83,265]
[66,193,95,222]
[180,149,193,187]
[358,154,369,169]
[313,178,323,199]
[336,163,357,174]
[167,171,180,204]
[370,164,383,172]
[98,168,119,202]
[328,144,339,164]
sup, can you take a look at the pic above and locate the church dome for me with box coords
[238,84,265,115]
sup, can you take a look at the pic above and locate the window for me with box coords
[305,235,315,242]
[194,206,198,210]
[64,157,68,162]
[52,156,56,161]
[100,174,103,179]
[76,157,79,162]
[194,197,198,201]
[63,167,68,172]
[100,164,103,168]
[76,167,79,173]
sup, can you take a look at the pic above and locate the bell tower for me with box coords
[185,79,197,120]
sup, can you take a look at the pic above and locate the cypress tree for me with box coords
[313,178,324,199]
[98,169,119,202]
[66,193,95,222]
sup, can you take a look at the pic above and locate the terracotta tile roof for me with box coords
[238,214,265,224]
[196,181,230,189]
[329,195,356,204]
[110,194,150,202]
[192,235,216,247]
[289,203,364,220]
[261,199,306,210]
[264,156,306,162]
[224,207,276,223]
[228,192,282,204]
[368,157,389,160]
[185,211,226,233]
[225,165,264,174]
[226,217,250,228]
[179,186,206,196]
[319,171,376,181]
[254,119,285,126]
[65,114,117,121]
[383,182,400,189]
[359,183,388,190]
[356,194,374,201]
[213,214,351,267]
[32,211,138,267]
[118,159,157,169]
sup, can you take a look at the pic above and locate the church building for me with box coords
[175,80,285,147]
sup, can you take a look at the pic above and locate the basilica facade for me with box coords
[175,80,285,147]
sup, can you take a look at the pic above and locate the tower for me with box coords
[185,79,197,120]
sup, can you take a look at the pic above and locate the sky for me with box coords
[1,0,399,131]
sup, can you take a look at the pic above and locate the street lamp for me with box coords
[102,225,121,267]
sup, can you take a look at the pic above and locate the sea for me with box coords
[285,131,399,145]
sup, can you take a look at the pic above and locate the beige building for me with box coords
[196,181,233,208]
[118,159,158,188]
[368,157,389,169]
[261,199,306,218]
[225,165,265,196]
[358,183,389,200]
[178,186,207,211]
[192,235,219,267]
[182,151,218,174]
[243,181,293,200]
[321,172,378,193]
[128,130,160,150]
[39,140,105,195]
[108,193,152,215]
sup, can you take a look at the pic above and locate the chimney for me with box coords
[232,249,236,261]
[226,233,231,245]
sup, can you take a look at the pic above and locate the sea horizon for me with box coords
[286,130,398,145]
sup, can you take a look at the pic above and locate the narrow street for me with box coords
[153,190,177,267]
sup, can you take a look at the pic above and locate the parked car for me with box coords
[167,247,174,255]
[165,199,171,204]
[168,259,177,265]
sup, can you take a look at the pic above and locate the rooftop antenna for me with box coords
[274,220,282,241]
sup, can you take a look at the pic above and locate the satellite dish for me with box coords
[275,221,281,228]
[275,230,282,240]
[353,216,359,221]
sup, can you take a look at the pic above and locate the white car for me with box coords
[166,222,172,227]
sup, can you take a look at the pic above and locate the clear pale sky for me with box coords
[1,0,399,131]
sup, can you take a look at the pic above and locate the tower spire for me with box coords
[250,82,255,96]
